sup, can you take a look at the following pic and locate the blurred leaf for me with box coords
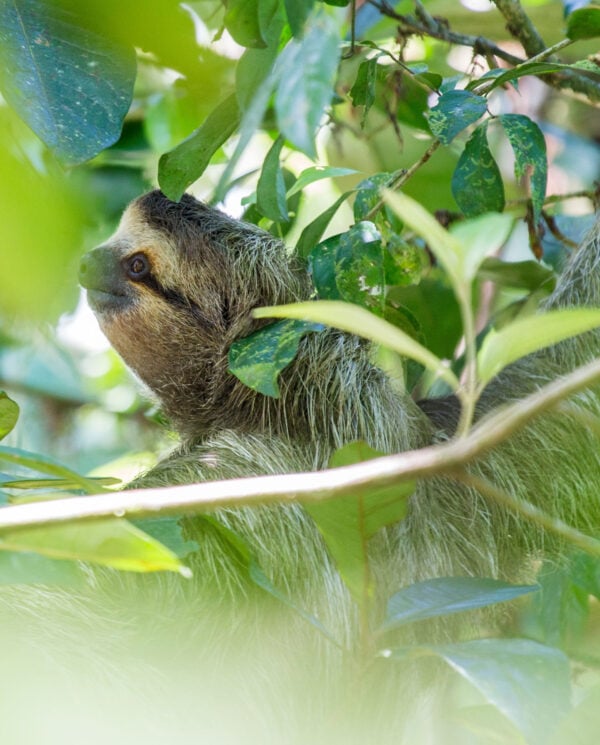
[256,136,288,222]
[452,123,505,217]
[478,308,600,385]
[287,166,358,197]
[0,550,84,587]
[0,520,183,573]
[382,191,464,290]
[499,114,547,224]
[387,280,463,359]
[551,682,600,745]
[0,393,19,441]
[383,577,538,631]
[254,300,460,390]
[275,9,341,157]
[305,441,413,605]
[224,0,266,48]
[428,90,487,145]
[229,319,324,397]
[159,94,240,201]
[296,191,353,258]
[1,477,119,490]
[479,258,556,293]
[0,0,135,164]
[284,0,315,36]
[390,639,571,745]
[133,517,198,558]
[0,446,103,495]
[567,6,600,39]
[449,213,514,282]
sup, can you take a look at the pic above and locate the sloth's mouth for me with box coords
[84,287,131,314]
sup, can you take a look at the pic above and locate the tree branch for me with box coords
[1,358,600,540]
[367,0,600,102]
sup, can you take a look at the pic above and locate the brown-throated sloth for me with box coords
[2,191,599,745]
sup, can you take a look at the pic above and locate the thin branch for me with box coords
[1,358,600,537]
[364,139,441,222]
[453,471,600,557]
[367,0,600,102]
[367,1,524,66]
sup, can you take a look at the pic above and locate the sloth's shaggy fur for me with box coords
[2,191,599,744]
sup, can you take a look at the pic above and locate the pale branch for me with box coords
[366,0,600,102]
[453,471,600,557]
[366,1,524,66]
[1,358,600,537]
[491,0,546,56]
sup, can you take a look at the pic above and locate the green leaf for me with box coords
[478,308,600,385]
[452,123,505,217]
[567,6,600,40]
[275,9,341,157]
[257,136,289,222]
[499,114,547,224]
[387,279,462,359]
[383,577,538,631]
[158,94,241,202]
[350,56,381,125]
[305,441,413,605]
[253,300,460,391]
[0,520,183,573]
[132,518,198,559]
[224,0,266,48]
[229,319,324,397]
[390,639,571,745]
[0,476,119,491]
[382,190,464,290]
[332,222,386,313]
[0,445,106,495]
[284,0,316,36]
[449,213,514,282]
[0,0,135,164]
[296,191,353,258]
[478,258,555,293]
[287,166,358,197]
[0,392,19,441]
[428,90,487,145]
[0,550,84,587]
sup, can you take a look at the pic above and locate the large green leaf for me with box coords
[224,0,266,48]
[428,90,487,145]
[284,0,316,36]
[256,136,288,222]
[287,166,357,198]
[389,639,571,745]
[452,123,505,217]
[254,300,459,390]
[0,0,135,164]
[0,520,183,573]
[499,114,547,224]
[0,393,19,441]
[567,6,600,40]
[158,94,241,202]
[305,441,413,606]
[275,9,341,157]
[478,308,600,385]
[229,319,324,397]
[449,213,513,282]
[383,577,538,631]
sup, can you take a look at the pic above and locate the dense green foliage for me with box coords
[0,1,599,741]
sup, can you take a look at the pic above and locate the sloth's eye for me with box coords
[126,253,150,281]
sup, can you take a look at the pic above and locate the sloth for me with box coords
[5,190,599,744]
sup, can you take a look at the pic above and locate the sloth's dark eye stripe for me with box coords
[140,273,213,329]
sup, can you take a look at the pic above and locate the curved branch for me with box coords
[1,358,600,540]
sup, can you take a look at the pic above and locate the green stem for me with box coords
[456,289,478,437]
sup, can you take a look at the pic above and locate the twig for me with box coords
[454,470,600,557]
[1,358,600,538]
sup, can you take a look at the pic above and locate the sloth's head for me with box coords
[79,190,311,436]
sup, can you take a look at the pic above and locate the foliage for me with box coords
[0,0,599,742]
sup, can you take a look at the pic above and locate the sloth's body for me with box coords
[3,191,600,744]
